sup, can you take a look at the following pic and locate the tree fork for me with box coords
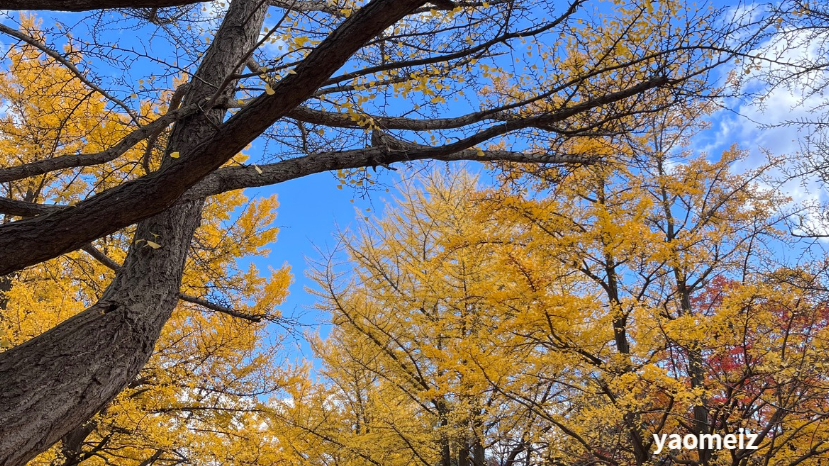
[0,0,265,463]
[0,0,430,276]
[0,0,434,462]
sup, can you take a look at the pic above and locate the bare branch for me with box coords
[0,23,140,123]
[0,197,64,217]
[0,103,199,184]
[178,293,266,322]
[187,146,593,200]
[0,0,204,11]
[81,244,122,271]
[286,105,514,131]
[269,0,344,16]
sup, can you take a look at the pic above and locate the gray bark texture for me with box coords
[0,0,426,464]
[0,0,264,460]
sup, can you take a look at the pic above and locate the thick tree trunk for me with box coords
[0,0,430,461]
[0,202,200,466]
[0,0,267,464]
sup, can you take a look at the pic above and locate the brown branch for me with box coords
[269,0,496,17]
[0,0,204,11]
[286,104,515,131]
[0,197,64,217]
[269,0,344,16]
[0,24,139,123]
[0,0,432,276]
[136,449,165,466]
[0,103,198,184]
[187,146,593,200]
[81,244,122,271]
[178,293,265,322]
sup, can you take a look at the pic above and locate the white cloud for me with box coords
[700,26,829,213]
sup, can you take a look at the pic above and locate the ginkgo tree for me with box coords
[0,32,296,465]
[289,107,829,466]
[273,171,556,466]
[0,0,774,463]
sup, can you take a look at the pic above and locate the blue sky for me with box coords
[248,160,493,360]
[247,168,374,358]
[4,0,828,365]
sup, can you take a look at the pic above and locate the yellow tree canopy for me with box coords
[285,141,829,466]
[0,20,294,465]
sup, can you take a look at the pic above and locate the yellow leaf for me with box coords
[265,84,275,95]
[170,151,180,158]
[145,240,161,249]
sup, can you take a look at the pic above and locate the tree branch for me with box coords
[178,293,267,322]
[0,0,204,11]
[81,244,123,271]
[0,0,432,276]
[186,145,593,200]
[0,103,198,184]
[269,0,344,16]
[0,197,64,217]
[286,105,514,131]
[0,23,140,123]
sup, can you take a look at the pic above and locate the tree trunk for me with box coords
[682,287,710,465]
[459,444,470,466]
[472,426,485,466]
[0,0,267,463]
[0,275,11,311]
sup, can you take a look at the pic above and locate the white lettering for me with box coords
[653,434,667,454]
[745,433,759,450]
[651,432,760,453]
[700,434,721,450]
[723,434,737,449]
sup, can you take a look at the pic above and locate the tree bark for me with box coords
[0,0,431,463]
[0,0,430,276]
[0,0,267,462]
